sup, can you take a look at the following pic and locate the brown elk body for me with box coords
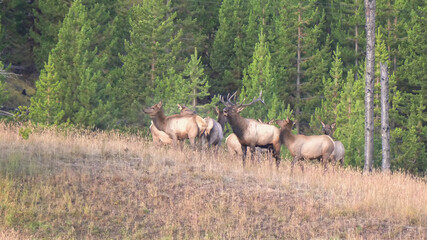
[149,121,173,145]
[276,118,334,173]
[143,101,202,148]
[221,91,281,167]
[202,107,227,149]
[177,104,207,137]
[321,121,345,166]
[226,133,273,158]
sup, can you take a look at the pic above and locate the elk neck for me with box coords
[217,115,227,131]
[151,109,167,131]
[227,112,248,139]
[279,127,296,148]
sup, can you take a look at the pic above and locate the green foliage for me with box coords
[0,61,9,105]
[119,0,183,124]
[240,29,285,122]
[183,48,210,107]
[30,0,70,70]
[334,67,365,168]
[18,127,32,140]
[391,126,426,174]
[210,0,249,94]
[29,56,64,125]
[1,0,425,174]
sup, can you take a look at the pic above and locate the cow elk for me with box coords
[177,103,207,137]
[221,91,282,167]
[226,133,273,159]
[202,106,227,151]
[321,121,345,166]
[150,121,173,145]
[276,118,335,173]
[143,101,204,148]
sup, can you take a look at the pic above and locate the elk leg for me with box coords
[273,144,281,169]
[291,156,299,175]
[250,146,256,163]
[241,145,247,166]
[189,137,196,150]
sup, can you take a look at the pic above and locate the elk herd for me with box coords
[143,91,345,173]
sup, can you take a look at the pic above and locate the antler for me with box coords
[220,95,230,107]
[238,90,264,107]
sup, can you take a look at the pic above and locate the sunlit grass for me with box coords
[0,122,425,239]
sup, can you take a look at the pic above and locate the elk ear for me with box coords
[157,101,163,108]
[177,104,183,110]
[321,121,326,128]
[291,119,296,126]
[331,123,336,129]
[215,106,220,115]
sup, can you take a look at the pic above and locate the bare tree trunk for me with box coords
[380,62,390,172]
[296,8,302,134]
[364,0,376,173]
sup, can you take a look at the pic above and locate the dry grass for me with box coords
[0,122,426,239]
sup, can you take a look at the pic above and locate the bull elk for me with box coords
[276,118,334,173]
[221,91,282,167]
[143,101,204,148]
[321,121,345,166]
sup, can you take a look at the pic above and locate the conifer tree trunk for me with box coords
[296,8,302,134]
[380,62,390,172]
[364,0,376,173]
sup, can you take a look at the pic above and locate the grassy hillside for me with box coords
[2,74,35,109]
[0,122,426,239]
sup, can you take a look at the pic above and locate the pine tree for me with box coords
[270,0,298,121]
[29,55,64,125]
[329,0,365,75]
[46,0,109,127]
[334,67,365,167]
[240,29,284,121]
[183,48,210,108]
[30,0,70,70]
[210,0,249,94]
[310,44,344,133]
[119,0,183,123]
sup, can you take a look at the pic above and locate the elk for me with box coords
[202,106,227,149]
[177,103,207,137]
[276,118,334,173]
[177,104,197,115]
[149,121,173,145]
[321,121,345,166]
[143,101,204,148]
[221,91,282,167]
[225,133,273,158]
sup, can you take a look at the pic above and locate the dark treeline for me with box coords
[0,0,425,174]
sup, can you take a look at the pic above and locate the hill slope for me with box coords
[0,123,425,239]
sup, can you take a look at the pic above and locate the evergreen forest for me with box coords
[0,0,426,175]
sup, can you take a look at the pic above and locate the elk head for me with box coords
[321,121,336,136]
[143,101,163,117]
[220,90,265,117]
[276,118,293,130]
[177,104,196,115]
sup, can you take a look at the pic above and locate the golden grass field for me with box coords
[0,122,426,239]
